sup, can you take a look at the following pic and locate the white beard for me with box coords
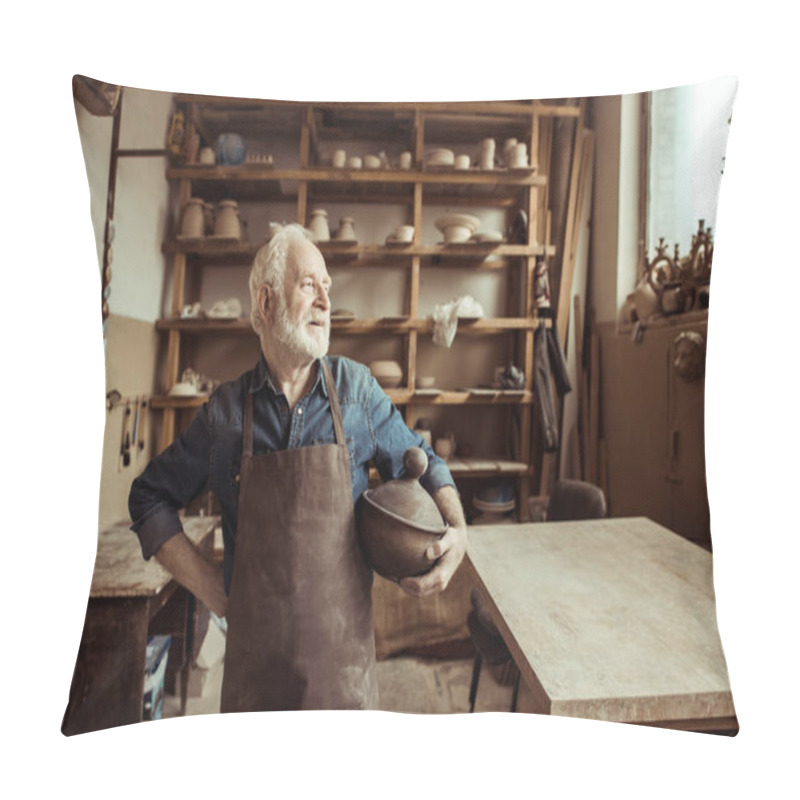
[270,299,330,361]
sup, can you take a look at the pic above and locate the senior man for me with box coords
[129,223,467,712]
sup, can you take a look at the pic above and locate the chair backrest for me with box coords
[546,480,607,522]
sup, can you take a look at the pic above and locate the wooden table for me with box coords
[464,517,737,732]
[62,516,218,736]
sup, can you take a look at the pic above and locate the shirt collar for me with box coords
[249,353,328,399]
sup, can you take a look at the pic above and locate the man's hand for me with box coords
[398,522,468,597]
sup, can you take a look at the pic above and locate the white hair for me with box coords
[249,223,316,333]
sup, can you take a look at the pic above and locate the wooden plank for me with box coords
[167,165,547,187]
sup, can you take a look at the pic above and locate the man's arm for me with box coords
[398,484,468,597]
[154,532,228,618]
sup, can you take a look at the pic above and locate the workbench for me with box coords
[464,516,737,732]
[62,516,218,736]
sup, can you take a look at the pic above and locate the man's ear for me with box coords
[257,284,272,324]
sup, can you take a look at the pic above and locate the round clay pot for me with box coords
[356,447,447,579]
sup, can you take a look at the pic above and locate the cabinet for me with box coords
[151,97,582,520]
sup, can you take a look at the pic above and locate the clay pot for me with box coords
[181,198,205,238]
[214,200,241,239]
[309,209,330,242]
[479,138,496,170]
[356,447,447,579]
[336,216,356,241]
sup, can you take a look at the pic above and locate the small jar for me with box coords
[336,216,356,241]
[181,198,205,238]
[309,209,330,242]
[479,138,495,170]
[214,199,241,239]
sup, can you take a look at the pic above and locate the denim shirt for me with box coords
[129,354,454,594]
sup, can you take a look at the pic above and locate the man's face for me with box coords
[270,238,331,362]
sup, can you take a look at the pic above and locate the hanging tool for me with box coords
[131,397,140,460]
[138,397,148,453]
[120,400,132,468]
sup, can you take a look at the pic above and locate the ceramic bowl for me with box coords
[425,148,455,167]
[435,214,481,235]
[369,359,403,388]
[417,375,435,388]
[168,381,198,396]
[363,154,381,169]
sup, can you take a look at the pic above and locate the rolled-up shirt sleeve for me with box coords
[129,402,212,559]
[367,374,455,496]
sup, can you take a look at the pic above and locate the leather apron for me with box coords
[220,360,379,712]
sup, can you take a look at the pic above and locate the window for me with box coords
[646,77,737,262]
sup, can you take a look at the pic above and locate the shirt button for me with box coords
[297,408,303,415]
[235,474,241,483]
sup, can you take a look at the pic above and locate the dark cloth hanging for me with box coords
[534,322,572,453]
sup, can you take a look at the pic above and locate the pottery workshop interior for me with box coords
[64,77,737,734]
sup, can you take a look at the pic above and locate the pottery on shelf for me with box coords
[425,148,454,167]
[336,216,356,241]
[309,208,330,242]
[217,132,246,165]
[214,199,242,239]
[435,213,481,244]
[180,198,205,238]
[369,359,402,388]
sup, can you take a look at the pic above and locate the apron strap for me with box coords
[243,388,254,457]
[321,359,346,447]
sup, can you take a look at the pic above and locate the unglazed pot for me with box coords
[356,447,447,579]
[309,209,330,242]
[336,216,356,241]
[214,200,242,238]
[181,198,205,237]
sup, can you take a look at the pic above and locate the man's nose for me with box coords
[315,285,330,310]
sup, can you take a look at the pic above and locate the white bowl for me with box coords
[435,214,481,234]
[169,381,198,396]
[417,376,436,388]
[363,154,381,169]
[425,148,454,166]
[442,225,473,243]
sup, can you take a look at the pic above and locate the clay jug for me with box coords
[214,200,241,239]
[309,209,330,242]
[181,198,205,238]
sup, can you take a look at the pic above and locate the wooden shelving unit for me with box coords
[156,96,582,519]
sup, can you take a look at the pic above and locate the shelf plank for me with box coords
[155,317,547,335]
[166,165,547,188]
[149,390,533,411]
[163,240,557,261]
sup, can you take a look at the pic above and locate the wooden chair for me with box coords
[467,480,607,712]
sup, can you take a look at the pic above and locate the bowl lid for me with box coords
[363,448,447,533]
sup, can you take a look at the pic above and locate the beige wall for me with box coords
[97,314,160,529]
[75,87,173,529]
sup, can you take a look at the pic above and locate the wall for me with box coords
[588,93,642,325]
[74,87,173,528]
